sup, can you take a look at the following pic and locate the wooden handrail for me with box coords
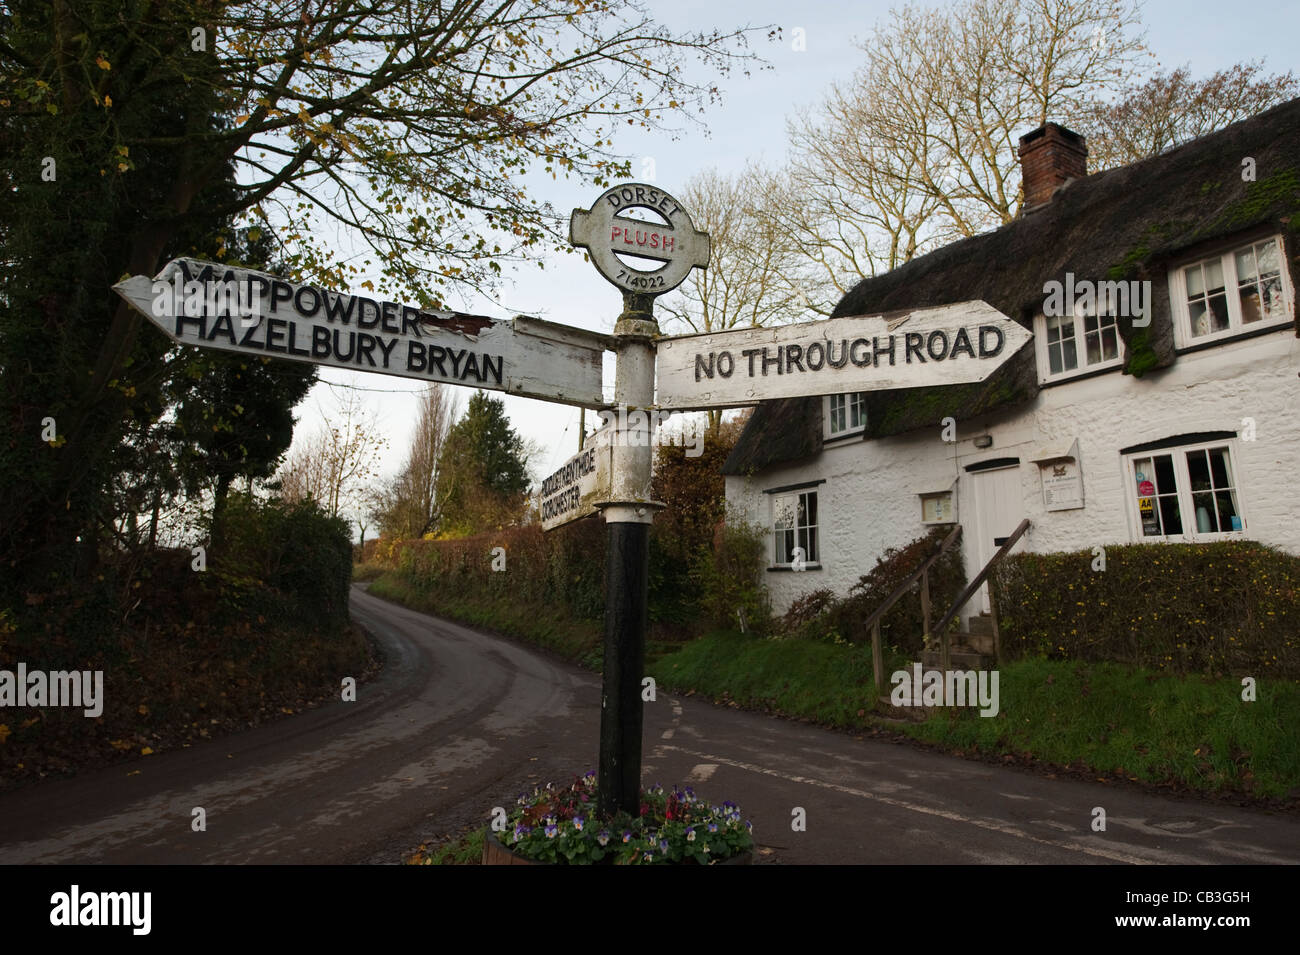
[862,524,962,633]
[929,517,1030,640]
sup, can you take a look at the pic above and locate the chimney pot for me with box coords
[1018,123,1087,213]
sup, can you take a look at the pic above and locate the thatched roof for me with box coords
[724,97,1300,477]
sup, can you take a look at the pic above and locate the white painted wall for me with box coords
[726,328,1300,618]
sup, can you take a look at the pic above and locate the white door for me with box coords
[967,465,1023,614]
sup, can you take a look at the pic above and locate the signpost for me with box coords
[114,179,1034,826]
[569,183,709,816]
[655,302,1032,410]
[114,257,609,408]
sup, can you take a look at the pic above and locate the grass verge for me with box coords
[649,632,1300,801]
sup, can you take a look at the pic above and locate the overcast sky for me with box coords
[289,0,1300,529]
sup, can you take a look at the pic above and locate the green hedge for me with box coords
[391,520,605,621]
[378,514,770,639]
[213,493,353,634]
[993,541,1300,679]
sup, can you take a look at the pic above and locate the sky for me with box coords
[286,0,1300,532]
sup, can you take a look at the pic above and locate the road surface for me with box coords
[0,584,1296,864]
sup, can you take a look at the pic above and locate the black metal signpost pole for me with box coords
[596,290,660,817]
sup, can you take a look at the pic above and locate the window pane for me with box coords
[1205,259,1225,293]
[1216,490,1241,532]
[1235,247,1257,282]
[1261,275,1284,319]
[1192,491,1218,532]
[1085,330,1100,365]
[1189,300,1210,337]
[775,529,793,564]
[1209,447,1233,488]
[1186,264,1204,297]
[805,526,819,563]
[1158,494,1183,536]
[1046,315,1062,343]
[1062,335,1078,370]
[1186,448,1211,492]
[1257,239,1280,275]
[1048,341,1063,375]
[1134,458,1159,535]
[803,492,818,529]
[773,496,795,530]
[850,394,866,428]
[1240,285,1262,324]
[1101,325,1119,361]
[1153,454,1176,492]
[1207,293,1230,332]
[828,396,845,434]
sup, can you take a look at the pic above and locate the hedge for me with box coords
[993,541,1300,679]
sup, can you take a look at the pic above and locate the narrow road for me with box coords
[1,585,1296,864]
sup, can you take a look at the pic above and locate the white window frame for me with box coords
[1034,305,1126,384]
[1168,234,1294,348]
[1122,439,1247,543]
[824,392,867,439]
[771,488,820,568]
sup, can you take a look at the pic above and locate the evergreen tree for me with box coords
[434,392,530,536]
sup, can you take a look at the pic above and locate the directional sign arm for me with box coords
[113,258,610,408]
[654,302,1034,410]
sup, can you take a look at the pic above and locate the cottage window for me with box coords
[772,490,819,567]
[825,393,867,438]
[1036,306,1123,383]
[1124,441,1244,541]
[1171,236,1292,345]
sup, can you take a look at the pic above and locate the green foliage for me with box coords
[651,630,883,726]
[209,493,353,634]
[780,528,964,652]
[690,516,771,634]
[993,541,1300,678]
[434,392,530,536]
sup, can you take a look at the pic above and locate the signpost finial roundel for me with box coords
[569,183,710,296]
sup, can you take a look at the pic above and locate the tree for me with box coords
[434,391,530,536]
[371,385,459,539]
[657,165,810,433]
[275,385,389,527]
[781,0,1151,293]
[0,0,766,602]
[1076,62,1299,171]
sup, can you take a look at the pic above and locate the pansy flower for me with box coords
[622,830,632,844]
[597,830,610,847]
[686,827,696,842]
[545,823,558,839]
[573,816,584,831]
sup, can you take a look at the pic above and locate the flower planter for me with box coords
[482,830,753,866]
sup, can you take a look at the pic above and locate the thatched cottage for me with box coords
[722,98,1300,620]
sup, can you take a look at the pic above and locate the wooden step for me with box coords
[920,646,994,670]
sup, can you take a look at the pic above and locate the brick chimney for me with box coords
[1017,123,1088,213]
